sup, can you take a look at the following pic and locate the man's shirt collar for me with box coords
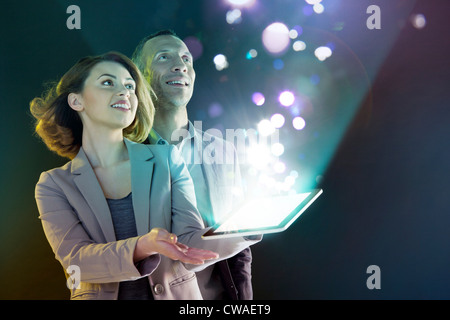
[149,120,196,146]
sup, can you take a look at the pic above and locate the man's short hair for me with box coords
[132,29,180,73]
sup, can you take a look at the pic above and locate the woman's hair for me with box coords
[30,51,154,159]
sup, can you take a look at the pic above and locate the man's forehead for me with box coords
[143,35,190,56]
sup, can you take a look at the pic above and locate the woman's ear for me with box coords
[68,93,84,111]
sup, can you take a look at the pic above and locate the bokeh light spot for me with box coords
[226,0,256,7]
[279,91,295,107]
[271,142,285,157]
[252,92,265,106]
[313,3,324,14]
[289,170,299,178]
[273,59,284,70]
[411,14,426,29]
[314,46,332,61]
[310,74,320,85]
[293,40,306,51]
[262,22,290,55]
[293,116,306,130]
[246,49,258,59]
[257,119,276,136]
[274,161,286,174]
[214,54,229,71]
[305,0,322,4]
[183,36,203,61]
[270,113,285,128]
[289,29,298,39]
[226,9,242,24]
[302,5,314,16]
[208,103,223,118]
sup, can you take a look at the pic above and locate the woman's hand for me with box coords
[134,228,219,265]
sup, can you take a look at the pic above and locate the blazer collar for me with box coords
[71,139,155,241]
[71,138,154,173]
[126,139,155,236]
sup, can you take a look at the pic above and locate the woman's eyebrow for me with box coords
[97,73,116,79]
[97,73,134,81]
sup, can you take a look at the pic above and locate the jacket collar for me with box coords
[148,120,199,145]
[71,138,155,241]
[71,138,154,174]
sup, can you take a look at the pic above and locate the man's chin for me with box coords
[165,95,192,108]
[155,99,191,111]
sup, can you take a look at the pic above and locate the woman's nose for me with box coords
[118,85,131,97]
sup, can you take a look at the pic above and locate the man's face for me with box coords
[142,35,195,110]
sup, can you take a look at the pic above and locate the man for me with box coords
[132,30,253,300]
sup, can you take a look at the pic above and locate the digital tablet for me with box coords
[202,189,323,239]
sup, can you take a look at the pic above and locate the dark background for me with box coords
[0,0,449,299]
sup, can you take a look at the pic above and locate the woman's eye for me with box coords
[125,83,135,90]
[158,55,168,61]
[102,79,113,86]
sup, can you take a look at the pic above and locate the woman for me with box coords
[30,52,252,300]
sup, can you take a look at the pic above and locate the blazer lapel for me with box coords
[72,148,117,243]
[125,139,154,236]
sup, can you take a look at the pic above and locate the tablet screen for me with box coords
[215,192,310,233]
[202,189,322,239]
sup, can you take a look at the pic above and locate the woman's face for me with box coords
[70,61,138,133]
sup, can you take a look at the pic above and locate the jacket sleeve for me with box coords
[226,247,253,299]
[35,171,161,283]
[166,146,261,272]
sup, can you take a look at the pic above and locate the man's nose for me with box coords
[171,57,187,73]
